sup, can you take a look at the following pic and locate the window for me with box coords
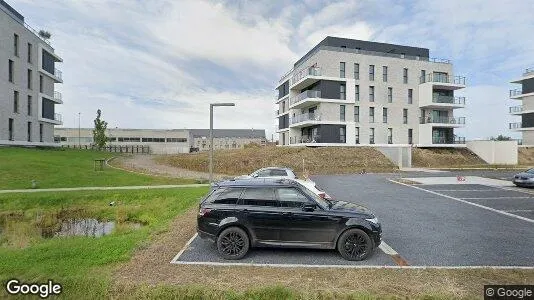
[355,85,359,101]
[340,84,346,100]
[403,109,408,124]
[369,86,375,102]
[27,95,32,116]
[213,188,244,204]
[13,91,19,113]
[383,108,388,123]
[39,75,43,93]
[355,127,360,144]
[241,188,277,207]
[27,122,32,142]
[27,43,32,63]
[166,138,187,142]
[408,89,413,104]
[340,105,346,121]
[408,129,413,144]
[383,66,388,82]
[14,34,19,57]
[270,169,288,176]
[276,187,309,208]
[369,65,375,81]
[9,60,14,82]
[354,106,359,122]
[370,128,375,144]
[388,87,393,103]
[420,70,426,83]
[354,63,359,79]
[27,69,32,89]
[369,107,375,123]
[403,68,408,84]
[340,62,345,78]
[340,127,346,143]
[9,119,14,141]
[388,128,393,144]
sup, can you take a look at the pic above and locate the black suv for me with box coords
[197,178,381,260]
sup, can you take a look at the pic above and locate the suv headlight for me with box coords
[365,217,379,224]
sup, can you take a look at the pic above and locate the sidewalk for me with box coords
[0,184,210,194]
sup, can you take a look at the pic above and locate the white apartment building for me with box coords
[509,67,534,145]
[276,37,467,147]
[0,0,63,146]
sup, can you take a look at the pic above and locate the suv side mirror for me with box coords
[302,203,316,212]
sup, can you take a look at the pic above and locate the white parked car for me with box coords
[295,179,332,200]
[234,167,297,180]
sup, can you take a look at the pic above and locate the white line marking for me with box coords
[389,179,534,224]
[170,233,198,263]
[170,261,534,270]
[431,190,499,192]
[461,196,533,200]
[378,241,398,256]
[505,209,534,213]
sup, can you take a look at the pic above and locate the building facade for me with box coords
[0,0,63,146]
[54,128,267,154]
[509,68,534,145]
[276,37,467,147]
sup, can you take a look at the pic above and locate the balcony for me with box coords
[420,95,466,108]
[420,116,465,127]
[54,91,62,103]
[275,109,279,116]
[39,113,63,125]
[432,136,466,144]
[509,105,524,114]
[419,74,466,90]
[290,66,323,90]
[290,135,322,144]
[290,113,321,125]
[509,122,522,130]
[289,90,322,108]
[509,88,534,99]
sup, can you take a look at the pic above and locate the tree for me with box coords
[38,30,51,40]
[490,134,512,141]
[93,109,108,150]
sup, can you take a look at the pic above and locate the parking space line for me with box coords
[379,241,409,266]
[431,190,499,192]
[505,209,534,213]
[389,179,534,224]
[170,233,198,263]
[461,196,533,200]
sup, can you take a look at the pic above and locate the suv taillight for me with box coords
[199,208,211,217]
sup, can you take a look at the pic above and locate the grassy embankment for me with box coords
[0,147,196,189]
[156,146,398,176]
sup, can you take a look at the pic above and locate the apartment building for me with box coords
[509,67,534,145]
[275,36,467,147]
[0,0,63,146]
[54,128,267,154]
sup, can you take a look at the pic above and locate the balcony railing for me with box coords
[54,91,62,102]
[54,68,62,80]
[509,122,522,129]
[420,116,466,125]
[432,136,466,144]
[432,95,466,105]
[54,113,63,122]
[510,89,523,97]
[290,113,321,125]
[275,109,279,116]
[291,67,321,85]
[290,90,321,106]
[420,74,466,85]
[509,105,523,113]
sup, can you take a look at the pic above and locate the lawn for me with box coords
[0,147,196,189]
[0,187,208,299]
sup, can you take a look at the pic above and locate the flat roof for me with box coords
[0,0,24,23]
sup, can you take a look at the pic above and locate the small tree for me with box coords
[490,134,512,141]
[93,109,108,150]
[38,30,51,40]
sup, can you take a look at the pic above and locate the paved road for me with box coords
[312,173,534,266]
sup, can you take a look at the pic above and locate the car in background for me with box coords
[197,178,381,261]
[512,168,534,187]
[234,167,297,180]
[296,179,332,200]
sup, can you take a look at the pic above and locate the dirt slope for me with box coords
[412,147,487,168]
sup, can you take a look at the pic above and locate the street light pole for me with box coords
[78,112,81,148]
[209,103,235,182]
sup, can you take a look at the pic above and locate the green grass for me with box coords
[0,187,208,299]
[0,147,197,189]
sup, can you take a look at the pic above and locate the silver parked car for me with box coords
[512,168,534,187]
[234,167,298,180]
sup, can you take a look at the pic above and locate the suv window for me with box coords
[270,169,288,176]
[276,187,310,208]
[213,188,244,204]
[254,169,271,177]
[240,187,277,207]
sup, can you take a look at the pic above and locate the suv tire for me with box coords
[337,228,373,261]
[216,227,250,260]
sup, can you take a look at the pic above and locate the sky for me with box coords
[9,0,534,140]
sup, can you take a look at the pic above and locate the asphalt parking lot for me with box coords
[173,170,534,267]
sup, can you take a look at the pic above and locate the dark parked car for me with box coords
[512,168,534,187]
[197,178,381,261]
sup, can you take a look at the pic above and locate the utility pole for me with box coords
[78,112,81,148]
[209,103,235,182]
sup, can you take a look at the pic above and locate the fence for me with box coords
[63,144,150,154]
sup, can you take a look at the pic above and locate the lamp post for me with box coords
[209,103,235,182]
[78,112,81,148]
